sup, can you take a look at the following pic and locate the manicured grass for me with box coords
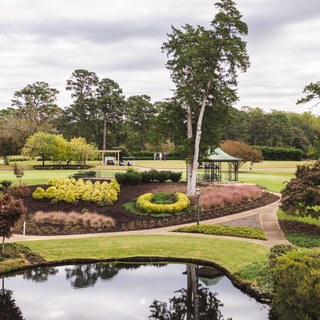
[135,160,311,170]
[0,170,79,185]
[244,160,312,169]
[238,169,295,193]
[21,235,269,273]
[135,160,187,169]
[277,209,320,226]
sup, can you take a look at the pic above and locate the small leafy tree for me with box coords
[280,160,320,219]
[0,194,26,254]
[0,135,21,165]
[22,132,56,165]
[69,137,98,165]
[220,140,264,168]
[13,163,24,185]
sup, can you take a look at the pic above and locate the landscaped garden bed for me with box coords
[12,182,279,236]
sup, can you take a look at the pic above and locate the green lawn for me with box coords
[0,164,293,192]
[277,209,320,226]
[22,235,269,273]
[238,169,294,193]
[0,170,79,185]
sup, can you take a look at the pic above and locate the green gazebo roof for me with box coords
[205,148,242,162]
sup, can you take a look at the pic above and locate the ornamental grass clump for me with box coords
[33,210,115,228]
[33,178,120,205]
[199,185,262,211]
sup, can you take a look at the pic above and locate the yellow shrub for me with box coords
[76,179,85,186]
[32,187,46,200]
[45,186,57,199]
[64,190,76,203]
[94,181,101,189]
[56,189,66,201]
[82,190,92,202]
[74,186,85,200]
[85,180,93,187]
[110,180,120,193]
[47,178,55,186]
[91,189,102,202]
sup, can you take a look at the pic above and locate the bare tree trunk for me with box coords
[2,237,4,254]
[187,81,211,196]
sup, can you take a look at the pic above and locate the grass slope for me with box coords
[22,235,269,273]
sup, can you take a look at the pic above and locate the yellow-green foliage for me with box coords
[32,187,46,200]
[91,189,102,203]
[33,178,120,205]
[47,178,55,186]
[110,180,120,193]
[56,188,66,201]
[136,192,190,214]
[45,186,57,199]
[64,190,76,203]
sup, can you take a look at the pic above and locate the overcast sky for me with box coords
[1,0,320,115]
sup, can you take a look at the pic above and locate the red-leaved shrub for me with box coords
[199,185,262,211]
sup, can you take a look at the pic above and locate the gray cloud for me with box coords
[0,0,320,114]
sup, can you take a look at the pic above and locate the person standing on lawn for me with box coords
[154,152,156,161]
[164,153,166,161]
[132,155,135,166]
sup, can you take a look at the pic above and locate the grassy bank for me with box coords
[9,235,270,274]
[277,209,320,226]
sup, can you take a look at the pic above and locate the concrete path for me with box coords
[9,193,288,248]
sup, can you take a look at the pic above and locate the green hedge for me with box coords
[252,146,303,161]
[115,170,182,185]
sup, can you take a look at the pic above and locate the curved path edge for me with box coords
[9,192,288,248]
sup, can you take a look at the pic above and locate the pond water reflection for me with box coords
[0,262,271,319]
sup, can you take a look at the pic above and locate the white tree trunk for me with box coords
[186,81,211,196]
[187,104,193,192]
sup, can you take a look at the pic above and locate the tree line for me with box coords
[0,0,320,195]
[1,77,319,158]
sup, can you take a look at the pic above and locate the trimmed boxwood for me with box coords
[136,192,190,214]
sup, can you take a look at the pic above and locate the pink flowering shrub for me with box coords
[33,210,115,228]
[199,185,263,211]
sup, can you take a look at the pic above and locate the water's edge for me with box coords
[1,256,272,305]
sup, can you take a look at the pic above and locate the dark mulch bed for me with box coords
[15,182,279,235]
[278,219,320,236]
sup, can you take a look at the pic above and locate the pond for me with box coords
[0,262,272,319]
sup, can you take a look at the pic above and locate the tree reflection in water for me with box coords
[149,265,232,320]
[65,263,119,289]
[23,267,59,283]
[65,263,166,289]
[0,278,25,320]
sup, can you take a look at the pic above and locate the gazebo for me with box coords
[197,148,242,183]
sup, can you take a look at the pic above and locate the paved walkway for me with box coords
[9,193,288,248]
